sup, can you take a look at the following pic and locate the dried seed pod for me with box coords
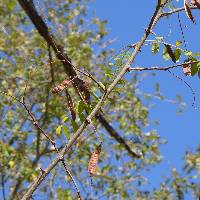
[88,143,102,175]
[182,63,192,76]
[65,90,76,121]
[82,80,90,103]
[52,78,74,94]
[78,79,90,103]
[184,0,195,23]
[164,44,176,63]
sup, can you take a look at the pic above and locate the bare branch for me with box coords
[128,60,200,71]
[97,114,141,158]
[61,160,82,200]
[160,5,199,18]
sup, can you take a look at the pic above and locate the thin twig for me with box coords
[145,39,185,52]
[61,160,82,200]
[160,5,199,18]
[128,60,200,71]
[177,12,187,50]
[48,44,55,84]
[0,90,57,151]
[22,101,57,150]
[168,70,196,108]
[1,174,6,200]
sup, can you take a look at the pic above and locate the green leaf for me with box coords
[56,125,62,136]
[108,62,114,66]
[191,63,198,76]
[151,42,160,54]
[174,48,181,61]
[79,113,85,122]
[184,50,193,57]
[155,83,160,93]
[192,52,200,57]
[78,100,85,115]
[8,1,16,10]
[91,91,100,101]
[114,57,122,66]
[105,73,114,79]
[155,36,164,42]
[162,46,170,61]
[77,101,85,122]
[175,40,182,47]
[198,69,200,79]
[62,116,68,123]
[63,126,70,140]
[71,121,78,132]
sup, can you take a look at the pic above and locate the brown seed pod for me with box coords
[78,79,91,103]
[65,90,76,121]
[182,63,192,76]
[184,0,195,23]
[82,80,90,103]
[88,143,102,175]
[164,44,176,63]
[52,78,74,94]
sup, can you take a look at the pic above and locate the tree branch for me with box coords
[128,60,200,71]
[17,0,137,159]
[20,1,164,199]
[160,5,199,18]
[97,114,141,158]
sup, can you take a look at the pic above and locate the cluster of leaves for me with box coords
[151,36,200,76]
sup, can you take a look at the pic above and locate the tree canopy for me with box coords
[0,0,200,199]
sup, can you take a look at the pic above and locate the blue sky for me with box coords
[92,0,200,196]
[1,1,199,199]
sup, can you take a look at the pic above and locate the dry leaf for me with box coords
[82,80,90,103]
[182,63,192,76]
[165,44,176,63]
[184,0,196,23]
[78,79,91,103]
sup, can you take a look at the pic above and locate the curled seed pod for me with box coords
[82,80,90,103]
[52,84,65,94]
[184,0,195,23]
[88,143,102,176]
[164,44,176,63]
[52,78,73,94]
[62,79,71,86]
[182,63,192,76]
[78,79,90,103]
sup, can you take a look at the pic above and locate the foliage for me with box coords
[0,0,199,200]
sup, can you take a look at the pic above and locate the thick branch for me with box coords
[97,114,140,158]
[17,0,136,159]
[20,1,164,199]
